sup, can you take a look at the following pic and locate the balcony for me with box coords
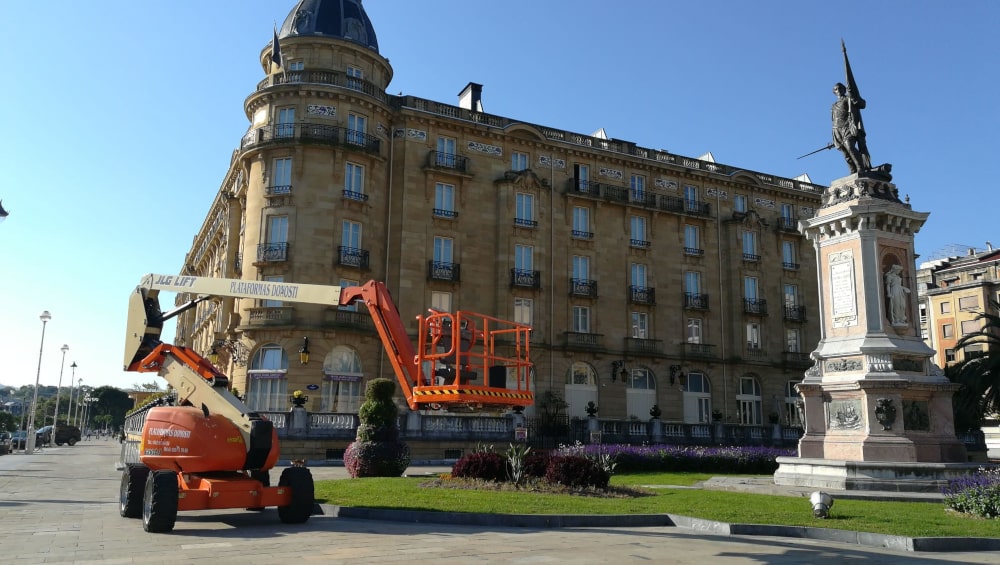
[782,351,812,368]
[745,346,768,360]
[784,305,806,322]
[433,208,459,219]
[569,278,598,298]
[255,70,389,105]
[566,178,611,197]
[629,285,656,305]
[337,246,369,269]
[256,242,288,263]
[683,247,704,257]
[241,122,351,151]
[323,308,376,332]
[427,151,469,173]
[630,239,651,250]
[342,189,369,202]
[344,130,381,154]
[744,298,768,315]
[625,337,663,356]
[684,199,712,216]
[603,185,629,204]
[563,331,605,351]
[247,306,293,326]
[428,260,461,282]
[571,229,594,240]
[782,261,800,271]
[514,217,538,228]
[777,217,799,232]
[743,252,761,262]
[684,292,710,310]
[681,342,717,359]
[510,269,541,289]
[265,185,292,196]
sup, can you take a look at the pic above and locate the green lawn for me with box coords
[314,472,1000,539]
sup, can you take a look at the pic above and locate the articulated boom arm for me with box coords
[340,280,535,411]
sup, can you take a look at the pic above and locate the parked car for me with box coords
[0,431,10,455]
[54,425,81,446]
[10,430,29,450]
[36,426,53,445]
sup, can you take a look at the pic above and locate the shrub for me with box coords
[523,451,551,478]
[345,378,410,478]
[545,455,610,489]
[452,451,508,482]
[552,443,793,475]
[943,467,1000,518]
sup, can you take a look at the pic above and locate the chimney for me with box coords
[458,82,483,112]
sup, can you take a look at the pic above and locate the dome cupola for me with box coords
[278,0,379,53]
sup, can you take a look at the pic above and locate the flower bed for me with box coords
[943,466,1000,519]
[554,443,796,475]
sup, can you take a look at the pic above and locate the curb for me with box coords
[316,505,1000,553]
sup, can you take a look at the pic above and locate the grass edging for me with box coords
[317,504,1000,553]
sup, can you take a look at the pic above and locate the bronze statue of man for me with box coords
[831,82,870,174]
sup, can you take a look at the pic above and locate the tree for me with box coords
[88,386,133,430]
[0,411,16,432]
[954,301,1000,426]
[133,381,163,391]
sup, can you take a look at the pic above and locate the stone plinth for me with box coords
[775,173,967,490]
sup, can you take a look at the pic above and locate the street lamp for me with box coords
[25,310,51,454]
[67,363,78,430]
[52,344,69,446]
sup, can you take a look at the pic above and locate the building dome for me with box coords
[278,0,379,53]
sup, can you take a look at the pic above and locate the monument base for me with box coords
[773,456,983,492]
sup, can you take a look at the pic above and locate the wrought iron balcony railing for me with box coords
[265,185,292,196]
[428,260,461,282]
[571,229,594,239]
[684,292,709,309]
[629,285,655,305]
[256,242,289,262]
[744,298,768,315]
[344,130,381,153]
[743,252,761,262]
[337,246,369,269]
[428,151,469,173]
[784,305,806,322]
[433,208,459,219]
[570,278,598,298]
[510,269,541,289]
[777,216,799,232]
[514,217,538,228]
[782,261,800,271]
[630,239,651,249]
[342,189,369,202]
[684,247,704,257]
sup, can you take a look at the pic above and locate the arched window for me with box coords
[737,375,762,425]
[564,362,597,419]
[625,366,656,420]
[321,345,363,413]
[683,372,712,424]
[246,344,289,411]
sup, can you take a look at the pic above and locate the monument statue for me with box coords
[885,264,910,325]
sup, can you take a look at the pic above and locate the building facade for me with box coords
[174,0,822,430]
[917,244,1000,368]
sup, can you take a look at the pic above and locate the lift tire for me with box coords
[277,466,314,524]
[142,470,178,533]
[247,470,270,511]
[120,464,150,518]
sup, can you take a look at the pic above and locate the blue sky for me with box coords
[1,0,997,390]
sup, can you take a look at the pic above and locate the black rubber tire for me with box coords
[67,438,77,446]
[142,470,178,533]
[247,470,270,511]
[277,467,314,524]
[120,464,150,518]
[55,441,63,446]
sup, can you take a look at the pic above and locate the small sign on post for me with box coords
[590,431,602,444]
[514,426,528,442]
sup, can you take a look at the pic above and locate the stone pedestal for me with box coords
[775,173,970,490]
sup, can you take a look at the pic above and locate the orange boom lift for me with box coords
[119,274,533,533]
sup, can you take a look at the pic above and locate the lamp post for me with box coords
[25,310,51,454]
[51,344,69,446]
[69,374,81,427]
[66,363,78,430]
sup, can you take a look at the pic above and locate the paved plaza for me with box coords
[0,439,996,564]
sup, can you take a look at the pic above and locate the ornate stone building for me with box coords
[175,0,822,428]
